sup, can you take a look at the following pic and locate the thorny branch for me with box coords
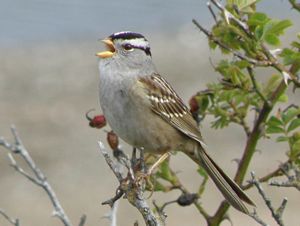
[192,19,269,67]
[192,0,299,225]
[0,126,74,226]
[194,0,300,86]
[98,141,166,226]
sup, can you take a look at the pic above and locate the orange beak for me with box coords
[96,38,115,58]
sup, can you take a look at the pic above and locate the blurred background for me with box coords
[0,0,299,225]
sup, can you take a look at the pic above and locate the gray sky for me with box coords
[0,0,298,47]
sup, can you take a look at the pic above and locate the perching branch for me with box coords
[0,126,74,226]
[98,141,166,226]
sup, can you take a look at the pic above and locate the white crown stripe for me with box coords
[113,31,131,36]
[121,38,150,49]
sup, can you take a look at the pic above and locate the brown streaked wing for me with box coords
[139,73,205,145]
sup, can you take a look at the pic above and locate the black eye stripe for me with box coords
[129,46,151,56]
[143,47,152,56]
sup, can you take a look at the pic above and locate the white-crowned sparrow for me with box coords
[96,31,255,214]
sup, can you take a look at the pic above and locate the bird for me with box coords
[96,31,255,214]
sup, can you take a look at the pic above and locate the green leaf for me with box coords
[198,96,210,114]
[227,0,258,13]
[282,108,300,124]
[263,74,282,97]
[197,166,208,177]
[234,60,251,68]
[276,136,289,142]
[259,19,292,46]
[278,93,288,102]
[231,69,242,86]
[292,140,300,155]
[288,118,300,132]
[152,181,167,192]
[248,12,269,26]
[268,20,293,35]
[266,126,285,134]
[157,160,173,181]
[279,48,300,65]
[209,40,217,49]
[254,26,264,39]
[291,41,300,49]
[267,116,284,127]
[264,33,280,46]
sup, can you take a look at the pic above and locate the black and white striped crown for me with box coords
[109,31,147,41]
[109,31,151,56]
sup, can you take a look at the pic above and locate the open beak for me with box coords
[96,38,115,58]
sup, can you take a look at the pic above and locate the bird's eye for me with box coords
[122,44,134,51]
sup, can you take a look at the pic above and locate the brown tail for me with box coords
[186,144,255,214]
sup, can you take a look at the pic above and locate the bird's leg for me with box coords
[131,147,138,167]
[139,147,146,173]
[148,152,170,175]
[135,152,170,198]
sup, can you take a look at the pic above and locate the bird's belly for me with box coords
[100,90,183,154]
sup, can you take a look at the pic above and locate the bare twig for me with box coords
[98,142,165,226]
[270,180,300,191]
[0,126,73,226]
[249,209,269,226]
[102,201,119,226]
[98,141,123,182]
[242,164,283,190]
[0,209,20,226]
[7,153,43,186]
[249,172,286,226]
[269,163,300,191]
[207,1,217,23]
[102,188,124,207]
